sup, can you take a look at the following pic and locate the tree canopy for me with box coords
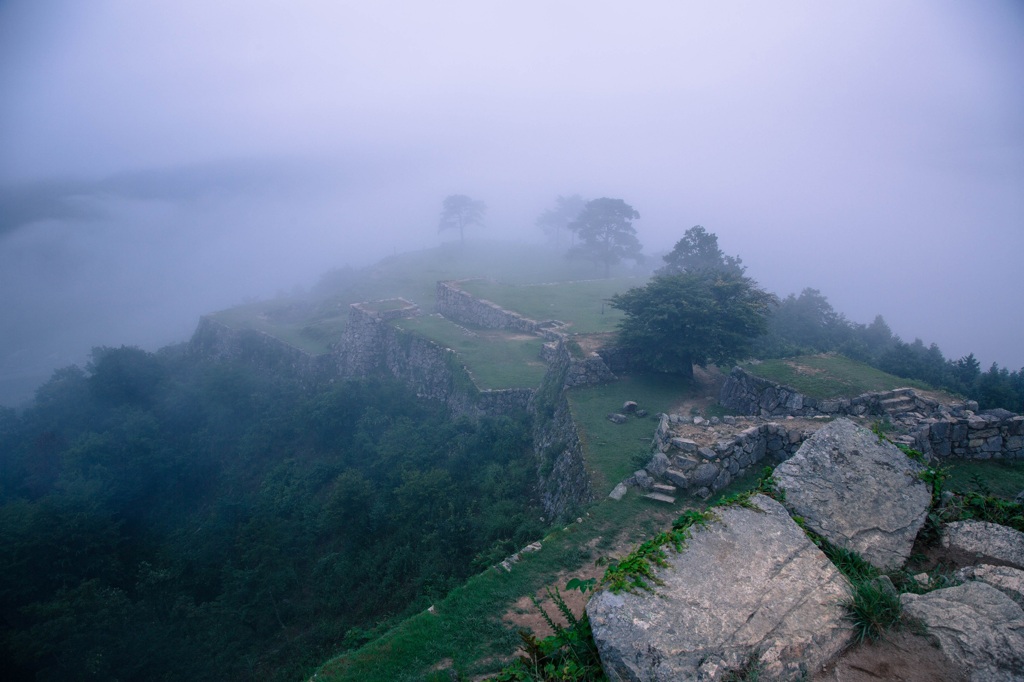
[610,227,770,378]
[438,194,486,245]
[566,197,643,277]
[536,194,586,248]
[657,225,743,276]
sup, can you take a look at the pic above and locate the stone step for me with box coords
[880,397,916,413]
[644,492,677,504]
[651,483,677,495]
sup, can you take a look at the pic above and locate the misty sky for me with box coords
[1,1,1022,404]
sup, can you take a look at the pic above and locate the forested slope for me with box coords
[0,345,544,681]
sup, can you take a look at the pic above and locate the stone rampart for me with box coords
[719,366,943,418]
[719,366,1023,461]
[914,412,1024,461]
[189,316,335,384]
[648,416,811,497]
[435,280,540,333]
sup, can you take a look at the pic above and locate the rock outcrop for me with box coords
[587,495,854,681]
[942,520,1024,569]
[774,418,931,570]
[901,582,1024,681]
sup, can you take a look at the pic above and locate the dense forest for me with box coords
[754,287,1024,412]
[0,345,544,681]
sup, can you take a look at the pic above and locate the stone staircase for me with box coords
[877,388,920,416]
[644,482,678,504]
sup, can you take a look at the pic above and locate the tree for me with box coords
[610,270,776,380]
[657,225,743,276]
[535,194,586,248]
[438,194,486,245]
[567,198,643,277]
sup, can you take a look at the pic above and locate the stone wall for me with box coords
[435,280,540,333]
[719,366,1024,461]
[336,301,533,418]
[189,316,335,384]
[530,340,593,519]
[649,416,810,497]
[719,366,944,418]
[914,412,1024,460]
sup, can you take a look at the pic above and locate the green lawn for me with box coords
[207,242,629,350]
[311,493,684,682]
[742,354,938,400]
[944,459,1024,499]
[392,314,548,390]
[567,373,699,495]
[460,278,640,333]
[208,301,346,355]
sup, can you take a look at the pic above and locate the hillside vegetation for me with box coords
[3,241,1021,682]
[742,354,940,400]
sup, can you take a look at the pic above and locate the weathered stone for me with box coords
[587,495,853,681]
[607,413,628,424]
[670,437,698,453]
[901,581,1024,681]
[645,452,670,477]
[622,400,638,413]
[942,521,1024,569]
[664,468,689,489]
[774,418,930,570]
[608,482,628,500]
[690,462,719,488]
[955,564,1024,608]
[630,469,654,491]
[698,447,717,461]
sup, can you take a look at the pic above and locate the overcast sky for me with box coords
[1,1,1022,403]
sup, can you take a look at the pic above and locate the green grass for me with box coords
[208,301,347,355]
[943,459,1024,500]
[567,373,698,495]
[207,242,628,355]
[460,279,641,333]
[742,354,937,400]
[392,314,548,390]
[311,494,680,682]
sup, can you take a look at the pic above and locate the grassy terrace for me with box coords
[208,300,347,355]
[741,354,937,399]
[567,373,694,495]
[391,314,548,390]
[206,242,631,356]
[459,278,640,334]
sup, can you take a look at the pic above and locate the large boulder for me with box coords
[942,521,1024,570]
[586,495,853,681]
[901,581,1024,681]
[956,564,1024,608]
[774,418,930,570]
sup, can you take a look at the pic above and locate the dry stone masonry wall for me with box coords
[644,416,810,498]
[720,366,1024,462]
[435,280,541,333]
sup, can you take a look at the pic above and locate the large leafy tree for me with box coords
[610,268,775,380]
[657,225,743,276]
[567,197,643,277]
[438,194,486,245]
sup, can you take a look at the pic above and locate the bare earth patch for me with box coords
[814,630,967,682]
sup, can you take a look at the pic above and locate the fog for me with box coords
[2,1,1022,405]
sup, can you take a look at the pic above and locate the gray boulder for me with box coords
[586,495,853,681]
[943,521,1024,569]
[644,452,670,478]
[774,418,930,570]
[955,564,1024,608]
[901,581,1024,681]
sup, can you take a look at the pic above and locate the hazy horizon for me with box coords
[2,1,1022,405]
